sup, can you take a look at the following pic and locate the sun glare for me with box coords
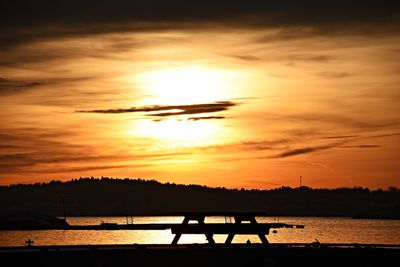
[132,118,222,148]
[125,65,244,149]
[136,66,236,105]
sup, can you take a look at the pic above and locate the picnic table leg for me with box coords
[249,217,270,246]
[197,216,216,245]
[225,234,235,245]
[257,233,270,245]
[171,217,190,245]
[225,216,242,245]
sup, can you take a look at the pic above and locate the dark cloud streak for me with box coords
[270,143,342,159]
[21,165,141,174]
[150,107,228,117]
[0,76,93,95]
[370,132,400,138]
[78,101,237,118]
[322,135,359,139]
[187,116,226,121]
[339,145,383,148]
[316,72,351,79]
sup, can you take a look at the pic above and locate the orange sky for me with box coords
[1,1,399,189]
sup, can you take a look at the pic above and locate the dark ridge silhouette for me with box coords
[0,177,399,219]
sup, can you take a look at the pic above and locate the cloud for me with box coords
[339,145,383,148]
[22,164,141,174]
[187,116,226,121]
[0,77,48,94]
[0,76,93,95]
[286,54,333,63]
[229,55,262,62]
[78,101,237,118]
[0,126,190,176]
[1,0,399,49]
[270,143,341,159]
[0,145,188,170]
[0,129,81,155]
[370,132,400,138]
[275,112,400,131]
[322,135,359,139]
[316,72,351,79]
[0,153,126,167]
[0,145,24,150]
[151,108,227,117]
[192,138,291,154]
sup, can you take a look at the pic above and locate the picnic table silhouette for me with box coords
[170,212,304,245]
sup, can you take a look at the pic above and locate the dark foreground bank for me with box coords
[1,244,399,267]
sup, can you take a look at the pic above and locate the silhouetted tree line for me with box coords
[0,177,399,219]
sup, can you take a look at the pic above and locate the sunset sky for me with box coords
[1,1,399,189]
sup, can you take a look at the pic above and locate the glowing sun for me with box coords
[136,65,236,105]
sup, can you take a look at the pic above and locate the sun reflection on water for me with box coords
[1,217,400,246]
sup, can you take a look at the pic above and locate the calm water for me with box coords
[1,217,399,247]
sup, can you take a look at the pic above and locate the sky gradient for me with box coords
[1,0,400,189]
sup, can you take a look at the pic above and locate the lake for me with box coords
[0,216,399,246]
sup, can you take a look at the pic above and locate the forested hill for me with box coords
[0,178,399,219]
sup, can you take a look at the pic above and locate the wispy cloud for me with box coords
[187,116,226,121]
[322,135,359,139]
[0,77,49,94]
[22,164,145,174]
[229,55,262,62]
[339,145,383,148]
[316,72,351,79]
[264,112,400,131]
[285,54,333,63]
[0,77,92,95]
[270,143,342,159]
[0,127,189,175]
[370,132,400,138]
